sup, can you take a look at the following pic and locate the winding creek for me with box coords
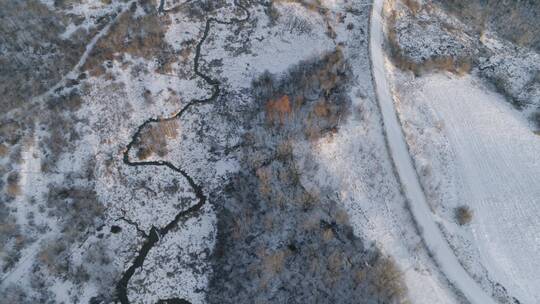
[115,2,250,303]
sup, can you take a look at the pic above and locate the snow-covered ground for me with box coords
[370,0,496,303]
[5,0,538,302]
[392,70,540,304]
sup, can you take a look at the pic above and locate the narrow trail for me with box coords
[368,1,496,303]
[32,0,136,104]
[115,2,250,303]
[1,2,131,282]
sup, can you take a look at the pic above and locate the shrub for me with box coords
[265,95,292,124]
[6,171,21,197]
[455,205,473,225]
[2,285,27,304]
[46,183,105,242]
[531,111,540,131]
[2,246,22,273]
[135,120,179,159]
[260,249,286,275]
[371,256,408,302]
[0,143,8,157]
[403,0,421,15]
[38,240,69,276]
[265,2,281,26]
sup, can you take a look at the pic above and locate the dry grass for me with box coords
[136,120,179,159]
[389,41,472,76]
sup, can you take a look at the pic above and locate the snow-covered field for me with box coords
[391,70,540,303]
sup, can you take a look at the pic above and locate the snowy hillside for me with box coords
[1,0,538,304]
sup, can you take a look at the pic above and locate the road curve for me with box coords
[368,1,496,303]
